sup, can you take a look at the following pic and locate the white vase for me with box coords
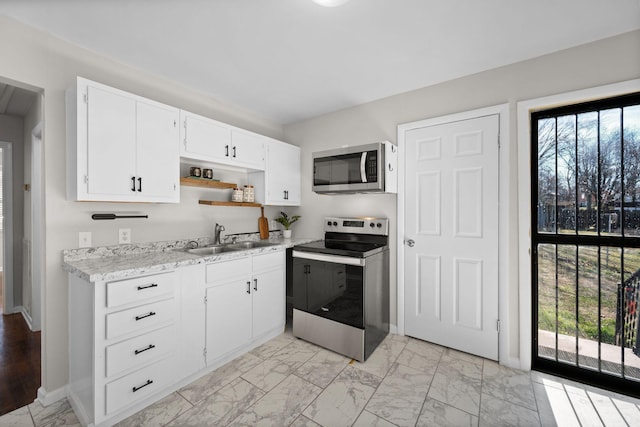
[283,229,292,239]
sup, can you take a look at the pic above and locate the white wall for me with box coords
[0,15,287,395]
[284,30,640,364]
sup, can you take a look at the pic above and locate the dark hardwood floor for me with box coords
[0,274,41,416]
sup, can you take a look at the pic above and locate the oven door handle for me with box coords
[292,250,365,266]
[360,152,368,183]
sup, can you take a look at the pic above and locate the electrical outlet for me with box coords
[269,220,278,230]
[79,231,92,248]
[119,228,131,244]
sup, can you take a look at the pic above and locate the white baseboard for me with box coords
[66,386,91,427]
[389,324,399,335]
[501,356,524,371]
[7,304,23,315]
[37,386,67,407]
[20,307,34,330]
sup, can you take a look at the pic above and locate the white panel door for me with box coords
[231,129,265,170]
[252,268,285,338]
[266,141,301,206]
[205,279,252,364]
[181,112,231,162]
[404,114,499,360]
[86,85,136,196]
[136,101,180,202]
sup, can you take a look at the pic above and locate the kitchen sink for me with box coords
[223,241,279,250]
[186,246,231,255]
[185,241,280,256]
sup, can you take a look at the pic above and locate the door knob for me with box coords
[405,239,415,247]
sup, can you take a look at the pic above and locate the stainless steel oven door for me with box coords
[291,251,364,329]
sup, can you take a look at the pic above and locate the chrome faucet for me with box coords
[214,223,225,245]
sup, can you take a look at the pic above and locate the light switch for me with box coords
[119,228,131,244]
[79,231,92,248]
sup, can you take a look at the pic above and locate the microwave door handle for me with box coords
[360,152,367,183]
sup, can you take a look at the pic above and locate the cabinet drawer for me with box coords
[105,325,176,378]
[206,257,251,283]
[253,251,284,273]
[106,298,174,340]
[105,356,175,415]
[106,272,176,308]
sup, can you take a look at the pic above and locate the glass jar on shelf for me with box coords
[232,187,244,203]
[243,185,255,203]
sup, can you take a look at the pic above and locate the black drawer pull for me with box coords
[137,283,158,291]
[134,344,156,355]
[135,311,156,321]
[132,379,153,393]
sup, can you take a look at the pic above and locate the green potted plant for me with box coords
[275,211,300,239]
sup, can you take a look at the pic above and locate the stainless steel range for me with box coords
[291,217,389,361]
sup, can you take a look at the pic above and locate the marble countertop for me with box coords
[63,236,319,282]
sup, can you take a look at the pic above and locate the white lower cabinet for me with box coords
[205,276,253,363]
[67,270,179,426]
[68,251,285,426]
[204,251,285,366]
[105,356,175,415]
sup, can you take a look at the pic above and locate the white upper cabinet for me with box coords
[67,77,180,203]
[180,110,265,171]
[231,128,267,170]
[249,139,301,206]
[179,110,231,163]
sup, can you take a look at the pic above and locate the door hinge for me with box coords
[203,348,207,358]
[83,93,88,104]
[83,175,88,184]
[204,295,207,304]
[496,319,501,332]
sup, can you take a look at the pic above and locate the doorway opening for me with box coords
[0,80,43,415]
[531,91,640,397]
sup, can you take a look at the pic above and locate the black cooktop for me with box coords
[293,239,387,258]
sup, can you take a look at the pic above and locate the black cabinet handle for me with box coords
[284,190,289,200]
[134,344,156,355]
[225,145,229,157]
[137,177,142,192]
[135,311,156,321]
[131,176,136,192]
[132,379,153,392]
[232,146,237,158]
[246,281,251,294]
[137,283,158,291]
[253,278,258,292]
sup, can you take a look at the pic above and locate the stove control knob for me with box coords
[376,223,382,228]
[327,221,332,226]
[370,223,375,228]
[332,221,338,226]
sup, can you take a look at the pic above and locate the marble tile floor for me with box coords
[3,331,640,427]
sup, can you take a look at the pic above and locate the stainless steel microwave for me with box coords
[312,141,397,194]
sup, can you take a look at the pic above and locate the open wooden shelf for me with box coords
[180,177,237,189]
[199,200,263,208]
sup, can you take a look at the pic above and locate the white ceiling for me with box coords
[1,0,639,124]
